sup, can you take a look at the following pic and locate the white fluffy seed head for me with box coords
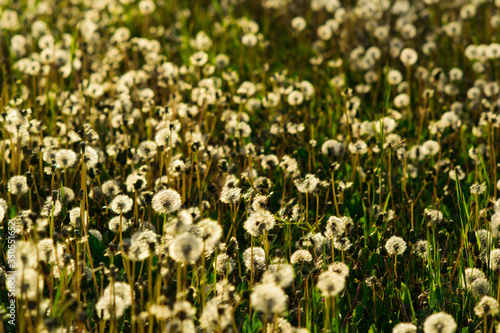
[423,312,457,333]
[152,189,182,214]
[317,271,346,297]
[385,236,407,256]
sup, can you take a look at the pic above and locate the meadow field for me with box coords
[1,0,500,332]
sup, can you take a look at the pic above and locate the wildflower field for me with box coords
[3,0,500,332]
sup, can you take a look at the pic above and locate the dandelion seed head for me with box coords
[317,271,346,298]
[470,182,487,195]
[385,236,407,256]
[474,296,499,317]
[55,149,77,168]
[108,216,132,232]
[333,237,352,251]
[243,247,266,272]
[152,189,182,214]
[329,262,349,277]
[393,323,417,333]
[41,197,62,217]
[263,264,294,288]
[290,249,312,265]
[109,194,134,214]
[423,312,457,333]
[216,253,235,275]
[325,216,347,239]
[220,186,241,204]
[14,268,44,300]
[413,240,430,259]
[191,218,222,256]
[8,175,28,195]
[83,146,99,168]
[169,232,203,263]
[200,298,232,331]
[266,318,293,333]
[129,230,158,261]
[137,140,158,159]
[244,209,275,237]
[295,174,321,194]
[250,283,287,315]
[126,173,147,192]
[102,180,122,197]
[321,139,345,157]
[89,229,102,242]
[471,278,491,298]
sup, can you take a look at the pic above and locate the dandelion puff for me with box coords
[243,247,266,272]
[414,240,431,259]
[61,186,75,204]
[266,318,293,333]
[89,229,102,242]
[164,210,193,235]
[251,195,268,211]
[169,232,203,263]
[449,166,465,181]
[129,230,158,261]
[385,236,407,255]
[68,207,88,228]
[220,186,241,204]
[97,282,132,320]
[37,238,60,264]
[400,48,418,66]
[8,175,28,195]
[393,323,417,333]
[243,209,276,237]
[317,271,346,297]
[0,198,7,213]
[471,278,490,298]
[125,173,147,193]
[216,253,235,275]
[290,249,312,265]
[325,216,346,239]
[476,229,492,249]
[295,174,320,194]
[0,205,4,222]
[14,268,44,300]
[149,304,172,321]
[41,197,62,217]
[83,146,99,168]
[474,296,499,317]
[169,159,186,178]
[200,298,232,331]
[191,218,223,256]
[250,283,287,315]
[462,268,486,288]
[137,140,158,159]
[329,262,349,277]
[109,216,132,232]
[333,237,352,251]
[102,180,122,198]
[490,249,500,271]
[492,213,500,237]
[55,149,77,168]
[96,295,125,320]
[263,264,294,288]
[423,312,457,333]
[152,189,182,214]
[321,139,345,157]
[109,194,134,214]
[470,182,487,195]
[167,300,192,323]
